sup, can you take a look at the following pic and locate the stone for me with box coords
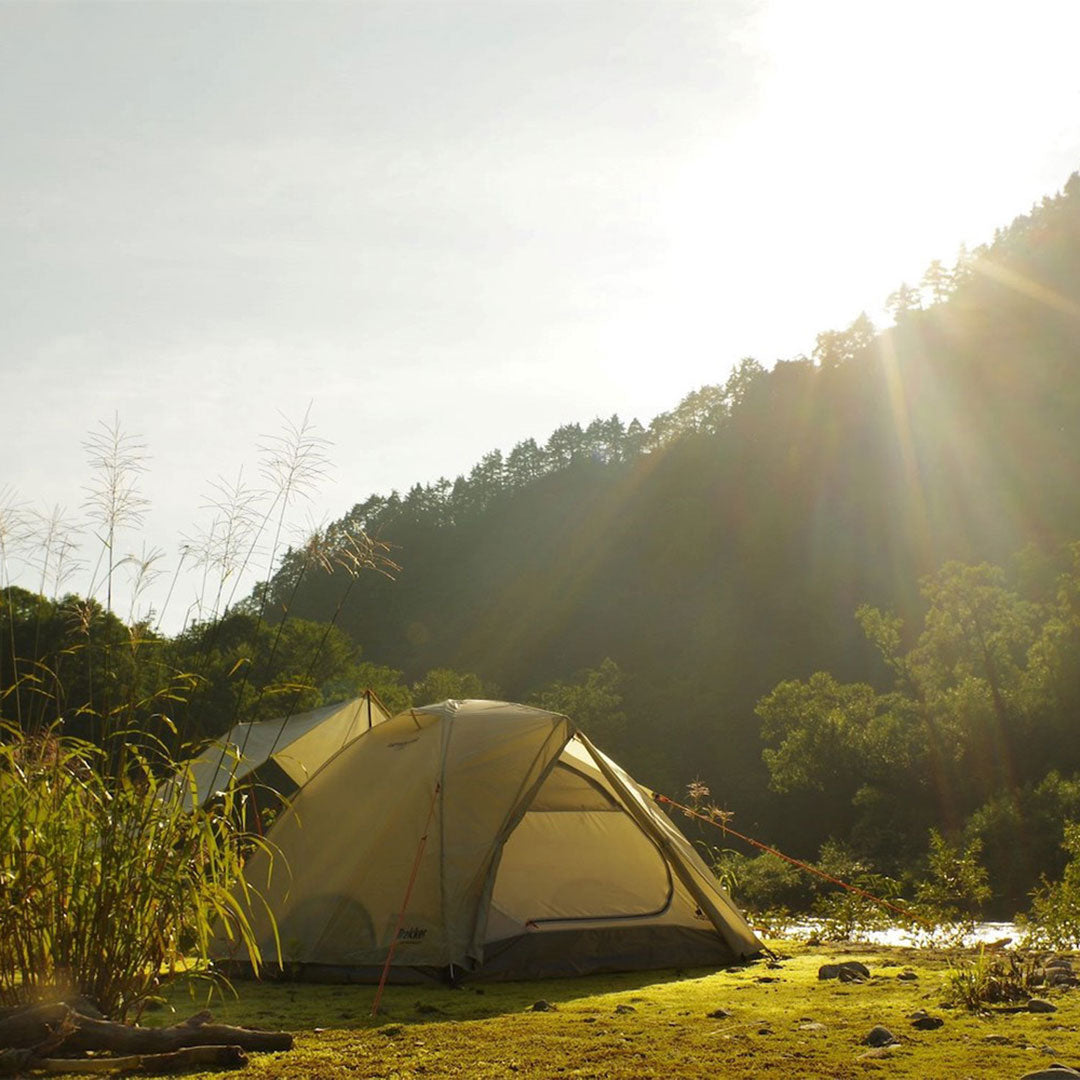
[897,970,919,981]
[912,1015,944,1031]
[818,960,871,982]
[707,1009,733,1019]
[863,1025,897,1047]
[614,1004,636,1014]
[799,1021,827,1032]
[531,1000,557,1012]
[1018,1069,1080,1079]
[1029,998,1059,1013]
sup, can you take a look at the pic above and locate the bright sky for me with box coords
[2,0,1079,627]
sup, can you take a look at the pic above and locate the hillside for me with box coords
[261,173,1080,859]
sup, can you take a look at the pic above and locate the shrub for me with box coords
[1019,821,1080,949]
[911,830,991,946]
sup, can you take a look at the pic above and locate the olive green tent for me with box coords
[221,699,760,982]
[175,691,391,811]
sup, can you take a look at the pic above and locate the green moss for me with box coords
[157,942,1080,1079]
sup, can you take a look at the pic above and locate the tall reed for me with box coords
[0,412,385,1018]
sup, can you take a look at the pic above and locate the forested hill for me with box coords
[261,172,1080,843]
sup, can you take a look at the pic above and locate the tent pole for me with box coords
[371,781,442,1016]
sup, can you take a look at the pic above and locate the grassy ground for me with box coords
[157,941,1080,1079]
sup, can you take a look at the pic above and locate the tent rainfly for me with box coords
[219,699,762,982]
[176,691,391,810]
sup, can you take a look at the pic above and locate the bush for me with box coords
[811,840,905,941]
[1019,821,1080,949]
[911,830,991,946]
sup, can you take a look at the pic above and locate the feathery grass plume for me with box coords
[82,416,149,615]
[184,469,264,627]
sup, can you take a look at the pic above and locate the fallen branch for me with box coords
[1,1044,248,1075]
[0,1004,291,1055]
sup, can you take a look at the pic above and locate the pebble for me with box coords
[531,1000,557,1012]
[707,1009,733,1019]
[897,970,919,981]
[614,1004,636,1014]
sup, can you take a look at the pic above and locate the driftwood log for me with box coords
[0,1001,292,1075]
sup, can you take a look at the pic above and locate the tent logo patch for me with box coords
[397,926,427,943]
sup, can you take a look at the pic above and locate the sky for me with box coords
[2,0,1079,628]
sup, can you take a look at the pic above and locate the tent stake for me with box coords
[371,781,442,1017]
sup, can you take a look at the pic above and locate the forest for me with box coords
[4,171,1080,924]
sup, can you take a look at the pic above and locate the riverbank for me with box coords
[157,940,1079,1079]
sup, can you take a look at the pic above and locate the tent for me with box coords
[175,691,391,811]
[221,699,761,982]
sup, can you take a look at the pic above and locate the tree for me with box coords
[531,658,626,749]
[885,282,922,322]
[813,313,876,370]
[921,258,954,305]
[411,667,500,705]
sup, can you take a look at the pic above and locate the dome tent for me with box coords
[221,699,761,982]
[174,691,391,811]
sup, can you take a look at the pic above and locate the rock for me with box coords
[614,1004,636,1014]
[912,1015,944,1031]
[756,976,780,983]
[982,1034,1011,1044]
[707,1009,733,1019]
[863,1025,897,1047]
[819,960,870,982]
[1029,998,1059,1013]
[897,970,919,981]
[799,1021,827,1031]
[857,1047,892,1060]
[1018,1069,1080,1079]
[531,1000,557,1012]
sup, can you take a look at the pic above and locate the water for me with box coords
[772,920,1019,948]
